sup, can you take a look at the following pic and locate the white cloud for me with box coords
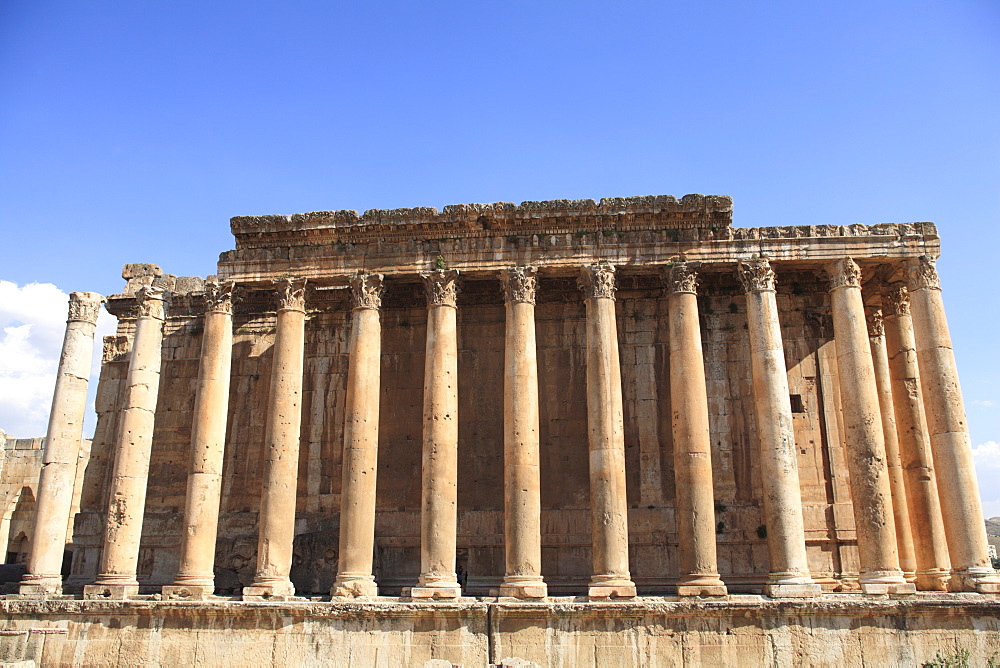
[973,441,1000,520]
[972,400,997,408]
[0,281,115,438]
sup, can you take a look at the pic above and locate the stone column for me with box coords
[331,273,384,598]
[411,269,462,599]
[866,307,919,583]
[19,292,103,597]
[737,258,820,598]
[666,262,727,597]
[881,283,951,591]
[242,278,307,601]
[499,267,547,599]
[84,286,167,600]
[826,258,913,594]
[578,263,636,598]
[906,256,1000,592]
[163,282,235,600]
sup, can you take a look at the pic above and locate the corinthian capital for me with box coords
[826,257,861,291]
[275,278,307,312]
[737,257,776,293]
[136,285,167,320]
[866,308,884,337]
[578,263,616,300]
[349,273,384,310]
[906,255,941,291]
[664,262,699,295]
[420,269,459,307]
[882,282,911,316]
[204,281,236,314]
[67,292,103,325]
[500,266,538,305]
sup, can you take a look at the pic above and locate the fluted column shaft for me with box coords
[881,283,951,591]
[866,308,918,583]
[578,264,635,598]
[499,268,547,598]
[20,292,103,597]
[163,282,234,600]
[412,269,462,599]
[738,259,819,598]
[84,287,167,600]
[906,256,1000,592]
[243,279,307,600]
[331,274,384,598]
[666,263,727,597]
[826,258,912,594]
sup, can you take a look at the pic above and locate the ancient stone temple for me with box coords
[2,194,998,666]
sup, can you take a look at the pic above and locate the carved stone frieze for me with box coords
[665,262,699,295]
[349,273,385,310]
[102,334,132,363]
[204,281,236,315]
[136,285,167,320]
[275,278,308,312]
[737,257,776,293]
[882,282,911,316]
[826,258,861,291]
[500,266,538,305]
[67,292,103,325]
[578,263,616,300]
[866,308,885,337]
[420,270,459,307]
[906,255,941,291]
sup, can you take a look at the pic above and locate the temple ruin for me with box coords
[2,194,998,665]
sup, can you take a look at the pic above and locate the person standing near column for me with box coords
[499,267,548,599]
[331,272,384,598]
[826,257,913,594]
[906,256,1000,592]
[84,285,168,600]
[666,261,727,597]
[163,281,235,600]
[20,292,103,597]
[578,263,636,599]
[411,269,463,599]
[738,257,820,598]
[243,278,308,600]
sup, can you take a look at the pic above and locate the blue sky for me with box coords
[1,1,998,511]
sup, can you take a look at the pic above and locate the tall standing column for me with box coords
[242,278,307,601]
[906,256,1000,592]
[826,258,913,594]
[331,273,384,598]
[499,267,547,599]
[411,269,462,599]
[20,292,103,597]
[84,286,167,600]
[163,282,235,600]
[737,258,820,598]
[578,263,636,598]
[882,282,952,591]
[866,307,919,583]
[666,262,727,597]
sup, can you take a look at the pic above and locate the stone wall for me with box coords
[1,596,997,666]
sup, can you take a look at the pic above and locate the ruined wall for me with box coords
[69,269,859,595]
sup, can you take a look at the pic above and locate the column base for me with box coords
[677,573,728,597]
[764,583,822,598]
[242,579,296,601]
[330,575,378,598]
[17,574,63,598]
[83,583,140,600]
[951,567,1000,593]
[499,578,548,599]
[162,584,216,601]
[410,584,462,599]
[587,575,636,599]
[858,571,915,595]
[914,568,951,592]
